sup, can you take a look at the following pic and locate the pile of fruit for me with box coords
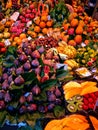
[0,0,98,129]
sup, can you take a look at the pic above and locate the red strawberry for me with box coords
[83,94,89,98]
[88,104,94,109]
[90,93,97,100]
[95,91,98,97]
[88,98,93,103]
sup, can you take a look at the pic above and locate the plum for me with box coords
[2,73,8,81]
[0,90,5,99]
[6,105,17,115]
[24,47,32,55]
[35,67,41,75]
[14,59,19,66]
[48,93,56,102]
[14,75,25,86]
[38,105,47,113]
[26,93,33,102]
[54,88,61,97]
[17,47,23,54]
[19,105,27,114]
[38,46,45,54]
[47,103,55,111]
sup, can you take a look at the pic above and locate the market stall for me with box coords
[0,0,98,130]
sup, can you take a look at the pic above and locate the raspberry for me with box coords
[90,93,97,100]
[88,98,93,103]
[82,104,88,110]
[95,91,98,97]
[83,98,88,105]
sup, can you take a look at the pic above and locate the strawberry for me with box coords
[88,98,93,103]
[83,98,88,105]
[88,104,94,109]
[82,104,88,110]
[83,94,89,98]
[95,91,98,97]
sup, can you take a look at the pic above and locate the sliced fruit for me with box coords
[74,95,83,102]
[81,81,97,89]
[67,96,75,103]
[67,103,77,113]
[89,116,98,130]
[76,102,83,111]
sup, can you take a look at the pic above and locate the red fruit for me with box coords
[0,47,6,53]
[83,98,88,105]
[88,98,93,103]
[30,14,34,19]
[26,9,31,13]
[31,50,40,59]
[26,93,33,102]
[90,93,97,100]
[27,104,37,112]
[41,74,49,83]
[82,104,88,110]
[43,65,50,74]
[29,4,34,10]
[19,96,26,104]
[87,61,93,66]
[4,91,12,102]
[68,28,74,35]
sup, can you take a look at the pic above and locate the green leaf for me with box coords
[40,79,57,89]
[0,111,7,127]
[10,85,24,90]
[56,69,69,79]
[21,72,36,82]
[17,125,32,130]
[53,106,65,118]
[3,62,14,68]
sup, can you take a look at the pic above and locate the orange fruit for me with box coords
[12,41,17,46]
[75,26,83,35]
[31,31,37,38]
[34,16,40,25]
[39,21,46,28]
[41,15,48,22]
[34,26,41,33]
[63,23,70,30]
[79,20,85,27]
[14,37,19,42]
[19,33,26,40]
[74,35,82,44]
[84,40,89,45]
[68,40,76,46]
[42,28,48,34]
[46,20,53,27]
[16,39,22,45]
[70,19,79,27]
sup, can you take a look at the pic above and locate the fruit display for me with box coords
[0,0,98,129]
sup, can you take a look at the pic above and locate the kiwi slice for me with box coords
[74,95,83,102]
[67,96,76,104]
[67,103,77,113]
[76,102,83,111]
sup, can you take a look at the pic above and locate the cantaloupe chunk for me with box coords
[81,81,97,89]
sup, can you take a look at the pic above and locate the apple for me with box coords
[68,28,74,35]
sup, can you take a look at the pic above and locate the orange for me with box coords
[34,16,40,25]
[70,19,78,27]
[16,39,22,45]
[31,31,37,38]
[14,37,19,42]
[75,26,83,35]
[41,15,48,22]
[42,28,48,35]
[74,35,82,44]
[19,33,26,40]
[34,26,41,33]
[79,20,85,27]
[27,30,32,35]
[12,41,17,46]
[63,23,70,30]
[46,20,53,27]
[84,40,89,45]
[39,21,46,28]
[68,40,76,46]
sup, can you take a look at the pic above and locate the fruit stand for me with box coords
[0,0,98,130]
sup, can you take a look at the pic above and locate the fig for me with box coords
[17,47,23,54]
[38,46,45,54]
[2,73,8,81]
[32,85,41,95]
[19,95,26,104]
[2,80,9,90]
[18,53,28,63]
[48,93,56,102]
[54,88,61,97]
[19,105,27,114]
[14,75,25,86]
[31,59,39,68]
[4,91,12,102]
[22,42,29,48]
[23,61,31,71]
[24,47,32,55]
[38,105,48,113]
[47,103,55,111]
[27,104,37,112]
[45,51,53,59]
[31,50,40,59]
[0,100,5,110]
[16,66,24,75]
[8,75,13,84]
[0,90,5,99]
[55,99,62,105]
[31,43,36,50]
[26,93,33,102]
[14,59,19,66]
[35,67,41,75]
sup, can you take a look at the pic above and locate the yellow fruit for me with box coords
[81,86,98,95]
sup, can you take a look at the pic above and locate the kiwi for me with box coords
[74,95,83,102]
[67,96,76,104]
[76,102,83,111]
[67,103,77,113]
